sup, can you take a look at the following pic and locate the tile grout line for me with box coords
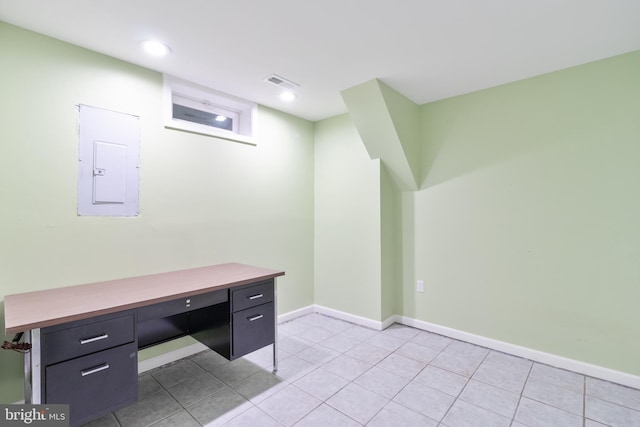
[331,330,398,426]
[439,347,491,426]
[582,375,586,427]
[509,361,534,427]
[381,330,454,425]
[375,333,463,426]
[407,335,457,427]
[356,331,434,426]
[283,320,367,426]
[95,314,640,427]
[325,325,451,426]
[285,382,324,426]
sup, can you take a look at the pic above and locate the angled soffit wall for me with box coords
[341,79,421,191]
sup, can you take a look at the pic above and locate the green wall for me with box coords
[2,18,639,405]
[0,22,314,403]
[411,50,640,374]
[313,115,403,323]
[313,114,382,320]
[315,50,640,376]
[380,164,402,320]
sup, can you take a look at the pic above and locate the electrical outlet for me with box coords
[416,280,424,293]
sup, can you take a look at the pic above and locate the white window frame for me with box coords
[163,75,257,145]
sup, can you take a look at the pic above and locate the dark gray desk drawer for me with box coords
[231,281,273,312]
[232,301,274,357]
[46,342,137,426]
[45,314,135,365]
[138,289,228,322]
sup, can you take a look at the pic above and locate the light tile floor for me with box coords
[84,313,640,427]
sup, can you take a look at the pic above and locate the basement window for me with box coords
[163,75,257,145]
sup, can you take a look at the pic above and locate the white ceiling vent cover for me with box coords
[264,74,300,91]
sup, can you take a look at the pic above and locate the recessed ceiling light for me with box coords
[141,40,171,57]
[215,115,227,122]
[265,74,300,102]
[280,91,297,102]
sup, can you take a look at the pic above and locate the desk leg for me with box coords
[272,278,278,374]
[24,329,41,404]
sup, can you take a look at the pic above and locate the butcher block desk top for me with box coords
[4,263,285,334]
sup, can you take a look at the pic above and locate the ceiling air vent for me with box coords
[264,74,299,91]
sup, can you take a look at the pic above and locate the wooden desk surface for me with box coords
[4,263,285,334]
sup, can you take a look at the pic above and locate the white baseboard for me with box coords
[275,304,396,331]
[136,305,640,390]
[136,304,393,373]
[137,306,316,373]
[381,314,399,330]
[397,315,640,390]
[138,342,208,373]
[287,306,640,389]
[278,305,315,323]
[313,305,387,330]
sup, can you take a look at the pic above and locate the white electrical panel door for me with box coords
[93,141,127,203]
[78,105,140,216]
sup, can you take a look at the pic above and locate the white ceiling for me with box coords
[1,0,639,122]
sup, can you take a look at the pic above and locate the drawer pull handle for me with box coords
[79,334,109,345]
[248,314,264,322]
[81,363,110,377]
[248,294,264,300]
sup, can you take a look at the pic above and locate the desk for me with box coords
[3,263,285,426]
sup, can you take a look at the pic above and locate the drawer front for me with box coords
[45,314,135,365]
[231,281,274,312]
[138,289,228,322]
[45,342,138,426]
[232,302,274,358]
